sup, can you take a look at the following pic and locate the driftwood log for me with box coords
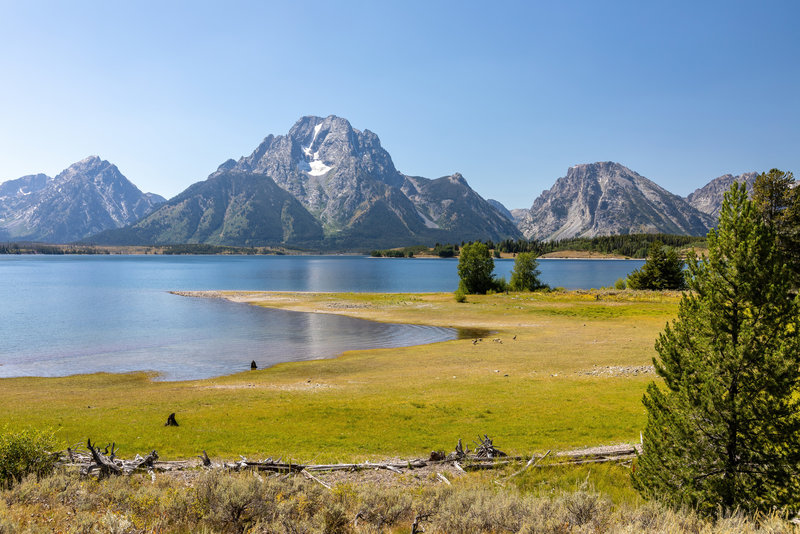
[59,436,640,478]
[86,439,121,477]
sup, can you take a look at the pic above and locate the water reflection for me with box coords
[0,255,644,381]
[0,294,455,381]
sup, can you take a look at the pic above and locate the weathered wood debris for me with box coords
[59,437,640,478]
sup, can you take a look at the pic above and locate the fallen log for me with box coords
[86,438,121,477]
[504,450,551,480]
[59,439,641,478]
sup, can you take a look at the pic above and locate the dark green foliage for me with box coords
[509,252,547,291]
[495,233,704,258]
[0,242,105,254]
[435,244,457,257]
[457,242,495,294]
[626,241,686,290]
[633,183,800,516]
[752,169,800,286]
[0,427,58,488]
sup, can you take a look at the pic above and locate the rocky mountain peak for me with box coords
[686,172,758,218]
[54,156,118,185]
[217,159,237,172]
[518,162,714,241]
[449,172,467,185]
[0,157,164,243]
[565,161,643,185]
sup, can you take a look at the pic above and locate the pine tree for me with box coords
[626,241,686,290]
[509,252,547,291]
[752,169,800,287]
[632,183,800,516]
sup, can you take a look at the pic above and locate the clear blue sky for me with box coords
[1,0,797,209]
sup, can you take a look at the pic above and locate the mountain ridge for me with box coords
[686,172,759,218]
[94,115,523,248]
[0,156,164,243]
[515,162,714,241]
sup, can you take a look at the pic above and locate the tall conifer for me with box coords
[632,183,800,516]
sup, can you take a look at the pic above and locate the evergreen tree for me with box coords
[632,183,800,516]
[626,241,686,290]
[457,242,495,294]
[752,169,800,286]
[509,252,547,291]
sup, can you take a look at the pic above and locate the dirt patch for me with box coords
[324,302,376,310]
[578,365,655,377]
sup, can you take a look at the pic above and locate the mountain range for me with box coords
[0,116,763,248]
[0,156,164,243]
[92,115,521,248]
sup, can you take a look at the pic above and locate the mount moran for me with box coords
[0,115,759,248]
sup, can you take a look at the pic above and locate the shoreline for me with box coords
[0,289,678,461]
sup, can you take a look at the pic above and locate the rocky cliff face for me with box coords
[686,172,758,219]
[0,157,164,243]
[516,162,714,241]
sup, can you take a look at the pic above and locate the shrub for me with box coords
[454,290,467,303]
[614,277,627,290]
[0,427,58,488]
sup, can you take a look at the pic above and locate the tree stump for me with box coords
[165,413,179,427]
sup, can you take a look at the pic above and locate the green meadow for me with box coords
[0,290,680,463]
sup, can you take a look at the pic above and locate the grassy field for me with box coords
[0,290,680,463]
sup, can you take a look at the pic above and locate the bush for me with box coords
[614,278,627,290]
[492,276,509,293]
[454,290,467,303]
[0,427,58,488]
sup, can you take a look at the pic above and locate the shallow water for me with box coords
[0,255,643,380]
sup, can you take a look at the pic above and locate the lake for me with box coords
[0,255,643,380]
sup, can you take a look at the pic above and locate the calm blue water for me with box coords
[0,255,643,380]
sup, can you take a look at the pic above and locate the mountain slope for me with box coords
[686,172,758,219]
[0,157,164,243]
[517,162,714,241]
[91,170,324,246]
[401,174,521,241]
[486,199,514,221]
[229,115,521,245]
